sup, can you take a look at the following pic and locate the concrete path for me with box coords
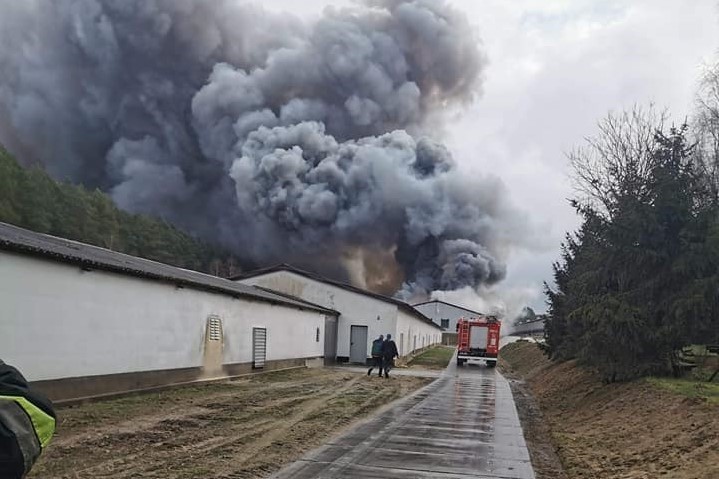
[271,357,535,479]
[330,365,443,379]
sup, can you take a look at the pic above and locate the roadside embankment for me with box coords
[500,341,719,479]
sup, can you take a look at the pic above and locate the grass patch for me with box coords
[407,346,455,369]
[647,377,719,404]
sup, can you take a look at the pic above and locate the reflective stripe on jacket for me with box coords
[0,398,41,475]
[0,361,56,478]
[0,396,55,448]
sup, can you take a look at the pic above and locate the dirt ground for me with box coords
[499,344,569,479]
[29,368,431,479]
[501,341,719,479]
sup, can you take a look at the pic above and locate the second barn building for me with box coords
[235,265,442,363]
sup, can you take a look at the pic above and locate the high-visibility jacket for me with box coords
[0,360,56,479]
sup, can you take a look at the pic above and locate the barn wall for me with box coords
[0,251,326,397]
[220,301,325,366]
[240,271,397,360]
[395,309,442,357]
[512,318,546,337]
[414,301,483,331]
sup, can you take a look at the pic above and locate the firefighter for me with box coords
[0,360,56,479]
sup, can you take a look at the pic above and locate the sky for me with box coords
[448,0,719,313]
[261,0,719,314]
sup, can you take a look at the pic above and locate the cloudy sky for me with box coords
[263,0,719,313]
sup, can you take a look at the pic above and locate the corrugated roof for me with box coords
[0,222,337,315]
[252,285,340,315]
[412,299,487,318]
[232,264,442,330]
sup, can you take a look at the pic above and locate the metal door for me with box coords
[324,315,338,365]
[470,325,489,349]
[349,325,368,364]
[253,327,267,369]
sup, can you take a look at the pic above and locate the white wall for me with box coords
[240,271,397,359]
[183,296,326,367]
[395,309,442,357]
[0,252,326,381]
[414,301,483,331]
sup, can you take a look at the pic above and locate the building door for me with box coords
[324,315,338,365]
[349,325,368,364]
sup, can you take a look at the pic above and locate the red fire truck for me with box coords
[456,316,501,367]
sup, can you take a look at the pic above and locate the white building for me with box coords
[236,265,442,363]
[413,299,486,332]
[0,222,338,402]
[513,315,546,338]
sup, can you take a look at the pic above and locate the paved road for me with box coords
[330,365,443,379]
[271,357,535,479]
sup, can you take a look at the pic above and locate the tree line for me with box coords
[0,146,241,277]
[544,68,719,382]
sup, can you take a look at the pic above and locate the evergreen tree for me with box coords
[546,110,719,382]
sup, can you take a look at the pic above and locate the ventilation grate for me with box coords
[208,316,222,341]
[253,327,267,369]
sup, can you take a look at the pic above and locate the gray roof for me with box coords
[233,264,442,330]
[0,222,337,315]
[412,299,486,318]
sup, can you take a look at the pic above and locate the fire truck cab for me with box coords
[456,316,501,368]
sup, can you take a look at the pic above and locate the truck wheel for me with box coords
[456,358,463,367]
[486,361,496,368]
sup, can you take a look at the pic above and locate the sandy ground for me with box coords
[29,368,431,479]
[501,341,719,479]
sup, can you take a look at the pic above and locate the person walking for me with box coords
[381,334,399,378]
[0,359,56,479]
[367,335,384,377]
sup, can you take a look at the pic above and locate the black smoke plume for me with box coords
[0,0,516,297]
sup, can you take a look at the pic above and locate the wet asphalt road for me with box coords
[271,356,535,479]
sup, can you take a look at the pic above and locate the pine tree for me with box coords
[546,111,719,382]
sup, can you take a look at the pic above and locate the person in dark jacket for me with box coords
[0,360,56,479]
[381,334,399,378]
[367,335,384,377]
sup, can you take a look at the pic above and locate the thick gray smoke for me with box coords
[0,0,512,297]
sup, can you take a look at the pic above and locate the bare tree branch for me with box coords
[568,105,667,218]
[692,62,719,205]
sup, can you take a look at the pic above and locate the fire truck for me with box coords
[456,316,501,367]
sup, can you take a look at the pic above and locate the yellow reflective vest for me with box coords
[0,361,56,478]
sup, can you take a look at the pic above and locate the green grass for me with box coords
[407,346,455,369]
[647,377,719,404]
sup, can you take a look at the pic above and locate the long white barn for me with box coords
[413,299,487,332]
[0,222,337,402]
[235,265,442,363]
